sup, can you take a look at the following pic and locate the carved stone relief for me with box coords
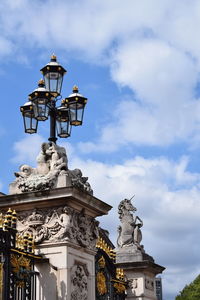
[128,278,138,295]
[17,206,99,249]
[71,263,88,300]
[145,277,154,291]
[10,142,93,195]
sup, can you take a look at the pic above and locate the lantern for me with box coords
[20,101,38,134]
[40,54,66,96]
[63,86,87,126]
[28,79,52,121]
[56,105,71,138]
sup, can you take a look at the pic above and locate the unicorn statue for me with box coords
[117,197,143,250]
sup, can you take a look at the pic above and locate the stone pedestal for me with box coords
[0,187,112,300]
[116,248,165,300]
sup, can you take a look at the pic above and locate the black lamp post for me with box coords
[20,55,88,143]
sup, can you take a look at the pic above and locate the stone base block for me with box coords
[116,260,165,300]
[56,174,72,188]
[116,247,143,263]
[9,182,20,194]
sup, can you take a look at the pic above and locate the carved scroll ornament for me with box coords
[17,206,99,250]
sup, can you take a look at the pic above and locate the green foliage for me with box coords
[176,274,200,300]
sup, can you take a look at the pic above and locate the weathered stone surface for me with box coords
[116,198,155,265]
[35,244,96,300]
[0,153,111,300]
[0,187,112,219]
[17,206,99,250]
[116,198,144,250]
[71,263,88,300]
[9,142,93,195]
[116,261,165,300]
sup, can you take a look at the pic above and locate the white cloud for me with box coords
[78,95,200,150]
[111,39,197,103]
[79,36,200,150]
[11,134,44,165]
[0,0,196,61]
[0,37,14,57]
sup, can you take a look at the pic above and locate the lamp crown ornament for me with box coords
[51,53,57,61]
[73,85,79,93]
[38,79,45,87]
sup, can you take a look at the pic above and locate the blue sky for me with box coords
[1,0,200,299]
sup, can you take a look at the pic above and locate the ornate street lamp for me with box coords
[28,79,52,121]
[56,105,71,138]
[63,85,87,126]
[20,101,38,134]
[20,55,88,143]
[40,54,66,97]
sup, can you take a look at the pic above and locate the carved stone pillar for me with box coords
[0,187,112,300]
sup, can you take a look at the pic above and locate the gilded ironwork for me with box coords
[0,214,3,228]
[0,209,42,300]
[116,268,125,280]
[96,237,116,260]
[96,233,126,299]
[98,256,106,268]
[11,254,31,273]
[97,271,107,295]
[113,282,126,294]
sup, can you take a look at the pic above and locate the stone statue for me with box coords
[10,142,93,194]
[117,198,143,250]
[36,142,68,175]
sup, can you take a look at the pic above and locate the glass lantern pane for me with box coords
[77,107,84,123]
[24,115,37,134]
[57,120,71,138]
[44,72,62,94]
[44,75,50,92]
[31,117,38,131]
[69,105,84,126]
[69,107,77,125]
[57,76,63,95]
[34,102,49,121]
[56,108,70,122]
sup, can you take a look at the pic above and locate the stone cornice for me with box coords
[115,260,165,275]
[0,187,112,218]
